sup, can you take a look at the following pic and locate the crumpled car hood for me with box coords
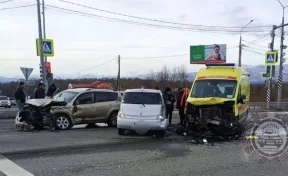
[25,99,66,107]
[187,97,235,106]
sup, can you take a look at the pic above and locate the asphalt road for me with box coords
[0,107,18,119]
[1,112,288,176]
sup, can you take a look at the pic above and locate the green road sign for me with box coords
[190,44,227,64]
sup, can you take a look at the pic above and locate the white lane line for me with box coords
[0,155,34,176]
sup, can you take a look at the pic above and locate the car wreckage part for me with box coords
[185,102,244,136]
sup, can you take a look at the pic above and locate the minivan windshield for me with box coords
[123,92,162,105]
[191,79,237,98]
[0,96,8,100]
[53,91,78,103]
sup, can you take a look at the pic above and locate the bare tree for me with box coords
[146,70,156,81]
[169,67,178,82]
[176,65,189,88]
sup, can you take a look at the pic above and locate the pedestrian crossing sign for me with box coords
[265,50,277,65]
[36,38,54,57]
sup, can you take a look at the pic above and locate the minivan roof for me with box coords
[125,89,162,93]
[65,88,115,93]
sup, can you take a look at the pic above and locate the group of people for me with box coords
[14,81,58,110]
[160,87,191,126]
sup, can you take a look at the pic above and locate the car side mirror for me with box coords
[239,94,246,104]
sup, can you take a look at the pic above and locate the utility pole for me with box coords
[238,20,253,67]
[42,0,47,63]
[238,36,242,67]
[267,26,276,109]
[277,12,286,109]
[41,0,52,89]
[36,0,48,88]
[116,55,121,91]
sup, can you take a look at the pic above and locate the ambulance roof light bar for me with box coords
[205,63,235,67]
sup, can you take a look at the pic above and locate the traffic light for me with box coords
[45,62,51,73]
[266,65,271,77]
[264,80,269,88]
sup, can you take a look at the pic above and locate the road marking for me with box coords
[0,155,34,176]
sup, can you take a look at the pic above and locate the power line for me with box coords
[0,0,13,4]
[58,0,271,29]
[73,58,116,75]
[243,47,264,55]
[243,45,266,52]
[0,4,36,11]
[122,54,189,60]
[45,5,269,34]
[243,34,270,44]
[242,39,268,48]
[122,46,238,60]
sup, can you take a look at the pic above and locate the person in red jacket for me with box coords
[180,87,191,109]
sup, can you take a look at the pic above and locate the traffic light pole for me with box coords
[36,0,48,89]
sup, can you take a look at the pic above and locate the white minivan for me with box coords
[117,88,168,137]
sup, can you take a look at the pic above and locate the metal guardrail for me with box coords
[249,102,288,111]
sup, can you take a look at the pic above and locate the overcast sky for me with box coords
[0,0,288,78]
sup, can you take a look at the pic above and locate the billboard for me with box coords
[190,44,227,64]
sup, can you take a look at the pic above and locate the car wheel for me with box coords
[5,107,7,108]
[155,130,165,138]
[8,106,11,108]
[118,128,125,135]
[54,114,72,130]
[107,111,118,127]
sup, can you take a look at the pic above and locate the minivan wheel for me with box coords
[118,128,125,135]
[54,114,72,130]
[155,130,165,138]
[107,111,118,127]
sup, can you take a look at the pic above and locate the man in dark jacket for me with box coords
[34,83,46,99]
[176,87,185,125]
[46,83,57,98]
[14,82,26,110]
[163,87,175,125]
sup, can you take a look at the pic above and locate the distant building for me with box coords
[68,81,114,90]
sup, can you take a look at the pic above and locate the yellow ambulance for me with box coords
[185,63,250,135]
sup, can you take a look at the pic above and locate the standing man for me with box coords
[14,81,26,110]
[34,83,46,99]
[46,83,57,98]
[163,87,175,125]
[176,88,185,125]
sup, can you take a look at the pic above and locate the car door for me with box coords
[93,92,114,120]
[72,92,95,120]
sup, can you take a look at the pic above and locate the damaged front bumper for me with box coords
[185,98,242,135]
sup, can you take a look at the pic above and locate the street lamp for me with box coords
[238,20,254,67]
[276,0,288,109]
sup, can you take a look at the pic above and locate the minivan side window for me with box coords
[75,92,93,105]
[94,92,118,103]
[108,92,118,101]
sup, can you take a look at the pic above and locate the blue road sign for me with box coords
[36,39,54,57]
[265,51,277,65]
